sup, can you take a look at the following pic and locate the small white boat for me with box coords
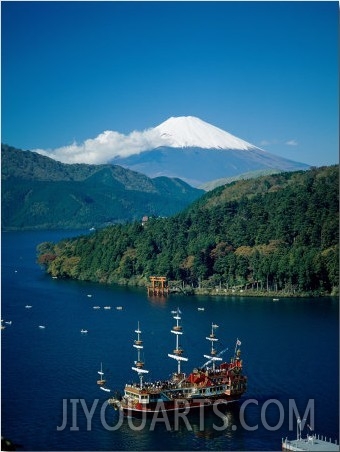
[5,321,12,325]
[116,306,123,310]
[25,305,32,309]
[197,307,205,311]
[38,325,45,329]
[87,294,92,298]
[93,306,100,309]
[273,298,279,301]
[104,306,111,310]
[81,329,88,334]
[100,386,111,392]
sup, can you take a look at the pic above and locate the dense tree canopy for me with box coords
[37,166,339,296]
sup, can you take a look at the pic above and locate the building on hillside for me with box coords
[142,216,149,226]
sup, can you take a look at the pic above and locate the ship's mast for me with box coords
[234,338,242,359]
[204,323,222,371]
[231,337,243,370]
[168,308,188,375]
[131,321,149,388]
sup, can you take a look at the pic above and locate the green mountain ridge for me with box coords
[1,144,203,230]
[37,165,339,296]
[199,168,283,191]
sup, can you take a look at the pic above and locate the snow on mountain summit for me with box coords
[34,115,262,166]
[33,114,308,184]
[154,116,257,150]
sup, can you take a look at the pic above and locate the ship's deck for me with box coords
[282,436,339,451]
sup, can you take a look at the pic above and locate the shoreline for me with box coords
[43,272,338,298]
[110,277,338,298]
[170,288,337,298]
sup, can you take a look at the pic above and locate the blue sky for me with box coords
[2,1,338,167]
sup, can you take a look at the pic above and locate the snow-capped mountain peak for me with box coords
[154,116,257,150]
[33,115,308,186]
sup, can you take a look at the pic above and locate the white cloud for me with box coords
[259,139,277,146]
[259,139,299,148]
[34,128,167,164]
[285,139,298,146]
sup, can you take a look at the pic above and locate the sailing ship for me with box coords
[97,362,111,392]
[108,308,247,416]
[97,362,106,386]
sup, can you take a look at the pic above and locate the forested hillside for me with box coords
[37,166,339,296]
[1,144,203,229]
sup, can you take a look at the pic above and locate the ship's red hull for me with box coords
[121,394,242,418]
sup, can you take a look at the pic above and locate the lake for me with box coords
[1,230,339,451]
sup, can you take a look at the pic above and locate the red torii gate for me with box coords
[147,276,169,296]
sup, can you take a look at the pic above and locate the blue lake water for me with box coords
[1,230,339,451]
